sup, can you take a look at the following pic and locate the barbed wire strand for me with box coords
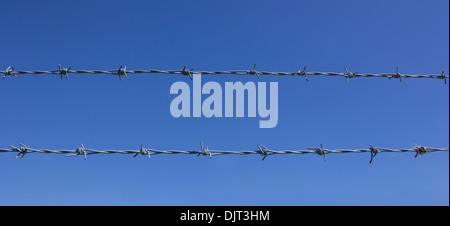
[1,65,448,83]
[1,142,448,164]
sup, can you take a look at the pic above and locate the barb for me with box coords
[2,66,16,79]
[134,145,151,159]
[369,145,379,164]
[58,64,71,80]
[298,66,308,82]
[198,140,212,158]
[248,64,260,78]
[1,65,448,82]
[117,65,127,80]
[414,146,430,158]
[389,67,402,82]
[257,144,270,161]
[441,70,447,84]
[181,66,194,80]
[66,144,87,160]
[9,143,28,159]
[308,144,327,161]
[2,143,447,163]
[344,67,358,82]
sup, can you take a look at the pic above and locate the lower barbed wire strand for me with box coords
[1,145,448,162]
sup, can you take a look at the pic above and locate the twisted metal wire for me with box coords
[1,64,448,83]
[1,142,448,164]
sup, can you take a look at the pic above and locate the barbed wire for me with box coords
[2,65,448,163]
[1,64,448,83]
[1,142,448,164]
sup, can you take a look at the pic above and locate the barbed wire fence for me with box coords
[1,64,448,83]
[0,142,448,164]
[1,65,448,163]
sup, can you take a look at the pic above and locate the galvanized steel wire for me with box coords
[1,142,448,163]
[1,64,448,83]
[2,65,448,163]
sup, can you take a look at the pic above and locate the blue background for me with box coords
[0,0,448,205]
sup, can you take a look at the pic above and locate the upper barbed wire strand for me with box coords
[1,65,448,82]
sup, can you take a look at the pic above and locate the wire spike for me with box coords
[117,65,127,80]
[389,67,402,82]
[58,64,70,80]
[181,66,193,80]
[67,144,87,160]
[258,144,269,161]
[2,66,16,79]
[298,66,308,82]
[197,140,212,158]
[308,144,327,161]
[344,67,358,82]
[248,64,260,78]
[369,145,379,164]
[414,146,429,158]
[134,145,150,159]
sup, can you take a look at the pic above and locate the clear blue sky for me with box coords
[0,0,448,206]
